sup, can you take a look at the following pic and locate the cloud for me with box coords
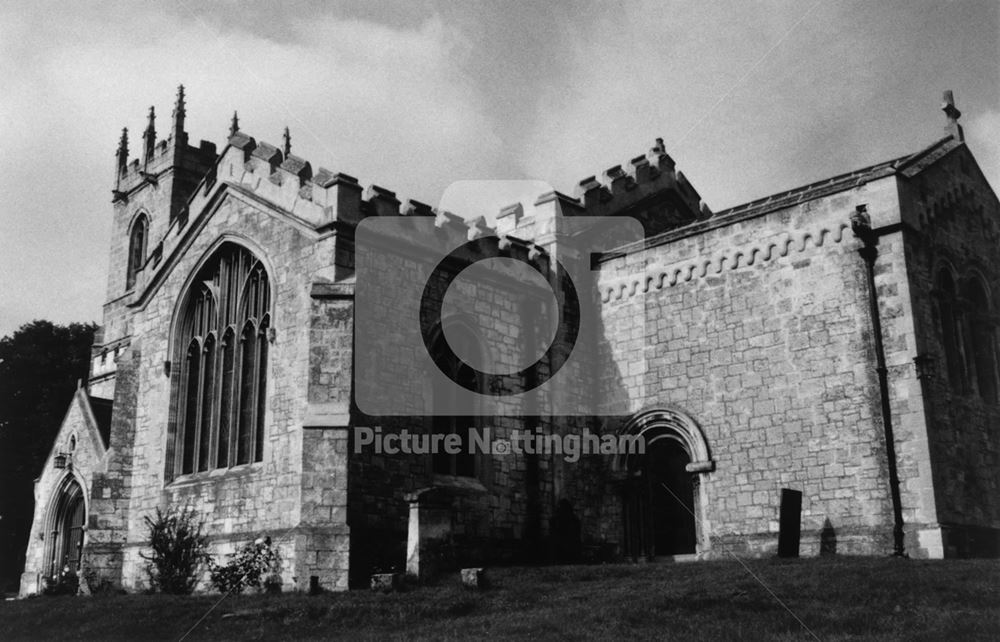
[0,3,499,334]
[516,1,1000,210]
[0,1,997,336]
[967,110,1000,192]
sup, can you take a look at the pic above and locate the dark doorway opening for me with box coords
[648,439,696,555]
[47,479,85,578]
[61,495,85,571]
[624,437,696,559]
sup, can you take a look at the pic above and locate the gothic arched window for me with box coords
[126,214,148,290]
[430,327,480,478]
[935,269,965,391]
[964,277,997,403]
[175,243,271,476]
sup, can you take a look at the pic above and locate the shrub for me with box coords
[209,537,282,594]
[42,567,79,596]
[82,568,115,595]
[141,506,210,595]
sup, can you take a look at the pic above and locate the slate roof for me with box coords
[87,394,114,447]
[715,136,960,221]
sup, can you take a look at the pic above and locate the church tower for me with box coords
[92,86,217,398]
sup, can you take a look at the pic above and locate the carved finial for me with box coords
[173,85,186,122]
[229,111,240,138]
[652,137,665,154]
[282,126,291,157]
[941,90,964,141]
[171,85,187,145]
[116,127,129,170]
[143,105,156,162]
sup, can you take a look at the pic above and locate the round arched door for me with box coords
[624,437,696,559]
[619,408,713,561]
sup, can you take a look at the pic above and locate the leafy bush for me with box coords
[141,506,210,594]
[42,567,79,596]
[209,537,282,594]
[82,568,116,595]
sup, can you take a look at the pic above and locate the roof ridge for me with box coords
[893,135,958,173]
[715,137,959,218]
[716,153,913,218]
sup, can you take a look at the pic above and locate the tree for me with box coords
[0,320,96,593]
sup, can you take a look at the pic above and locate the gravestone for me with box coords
[778,488,802,558]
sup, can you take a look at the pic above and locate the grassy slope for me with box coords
[1,558,997,641]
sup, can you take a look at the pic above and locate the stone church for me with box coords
[19,87,1000,595]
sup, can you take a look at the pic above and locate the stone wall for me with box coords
[100,188,344,591]
[20,392,108,595]
[588,174,939,557]
[897,144,1000,557]
[58,107,1000,601]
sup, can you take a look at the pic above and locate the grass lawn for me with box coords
[1,557,997,640]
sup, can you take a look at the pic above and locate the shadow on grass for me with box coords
[0,557,997,640]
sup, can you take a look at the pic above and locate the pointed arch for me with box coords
[963,274,998,403]
[934,266,965,390]
[41,473,87,580]
[254,314,270,463]
[425,316,490,478]
[166,234,277,360]
[126,212,149,290]
[170,241,272,478]
[216,326,237,469]
[236,320,258,465]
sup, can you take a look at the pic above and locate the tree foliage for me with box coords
[0,320,97,592]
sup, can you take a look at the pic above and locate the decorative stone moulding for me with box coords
[600,222,851,303]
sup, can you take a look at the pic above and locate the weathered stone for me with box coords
[19,90,1000,599]
[370,572,403,593]
[460,567,486,589]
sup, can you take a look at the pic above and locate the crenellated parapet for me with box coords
[114,135,218,199]
[203,130,520,250]
[112,86,217,205]
[574,139,710,222]
[123,95,725,300]
[494,138,713,243]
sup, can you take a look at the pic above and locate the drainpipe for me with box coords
[850,204,906,557]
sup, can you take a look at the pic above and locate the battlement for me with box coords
[122,92,718,290]
[576,138,712,219]
[114,135,218,196]
[204,130,523,249]
[112,121,546,300]
[113,87,218,203]
[573,139,709,219]
[198,127,712,251]
[490,138,712,243]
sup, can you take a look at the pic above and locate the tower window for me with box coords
[126,214,148,290]
[175,243,271,476]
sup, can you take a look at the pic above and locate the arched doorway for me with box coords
[619,408,713,560]
[646,438,696,555]
[44,477,86,579]
[425,318,488,479]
